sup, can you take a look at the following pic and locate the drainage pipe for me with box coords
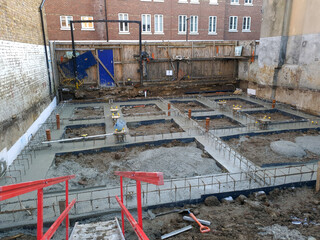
[39,0,53,97]
[104,0,109,42]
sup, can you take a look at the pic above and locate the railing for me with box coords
[115,171,164,240]
[0,175,76,240]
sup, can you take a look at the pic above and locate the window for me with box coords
[81,16,94,30]
[190,0,199,4]
[190,16,198,34]
[242,16,251,31]
[60,16,73,30]
[178,15,187,33]
[154,14,163,33]
[119,13,129,33]
[244,0,253,4]
[142,14,151,33]
[229,16,238,31]
[209,16,217,34]
[209,0,218,4]
[230,0,239,5]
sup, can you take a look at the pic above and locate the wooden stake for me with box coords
[316,161,320,192]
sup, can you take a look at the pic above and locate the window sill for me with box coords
[242,30,251,32]
[119,32,130,34]
[228,30,238,32]
[178,1,188,3]
[208,32,217,35]
[142,32,152,35]
[230,3,240,5]
[154,32,164,35]
[209,3,219,5]
[60,28,75,31]
[244,3,253,6]
[190,2,200,4]
[81,28,95,31]
[190,32,199,35]
[154,0,164,2]
[178,32,186,35]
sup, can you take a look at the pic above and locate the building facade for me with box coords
[45,0,262,41]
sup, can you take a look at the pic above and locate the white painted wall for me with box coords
[0,40,50,122]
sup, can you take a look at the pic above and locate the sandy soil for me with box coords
[172,102,210,112]
[249,112,295,122]
[225,130,320,166]
[121,105,164,117]
[70,107,104,120]
[123,186,320,240]
[46,141,222,190]
[197,118,241,130]
[64,126,106,138]
[219,99,261,109]
[128,122,184,136]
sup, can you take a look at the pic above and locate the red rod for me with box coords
[65,180,69,240]
[37,189,43,240]
[120,176,125,236]
[136,180,143,229]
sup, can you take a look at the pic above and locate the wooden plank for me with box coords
[316,161,320,192]
[93,54,120,87]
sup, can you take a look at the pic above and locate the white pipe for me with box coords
[41,133,114,144]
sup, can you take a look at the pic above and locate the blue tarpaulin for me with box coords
[59,51,97,80]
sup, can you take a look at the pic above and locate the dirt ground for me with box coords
[46,141,222,190]
[248,112,296,122]
[225,130,320,166]
[121,105,164,117]
[64,126,106,138]
[123,186,320,240]
[70,106,104,120]
[172,101,210,112]
[128,122,184,136]
[196,117,241,130]
[218,99,261,109]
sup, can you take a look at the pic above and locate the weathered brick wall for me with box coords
[0,0,51,151]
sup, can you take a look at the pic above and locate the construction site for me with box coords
[1,0,320,240]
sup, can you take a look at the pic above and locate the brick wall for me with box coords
[0,0,51,151]
[45,0,262,41]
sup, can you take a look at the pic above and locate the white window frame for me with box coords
[209,0,218,5]
[81,16,94,31]
[60,16,73,30]
[190,15,198,34]
[230,0,239,5]
[229,16,238,32]
[190,0,200,4]
[178,15,187,34]
[118,13,129,33]
[242,16,251,32]
[154,14,164,34]
[142,14,151,34]
[208,16,217,35]
[244,0,253,5]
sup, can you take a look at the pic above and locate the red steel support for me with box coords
[37,189,43,240]
[65,180,69,239]
[136,180,143,229]
[120,176,124,236]
[272,100,276,109]
[0,175,75,240]
[115,171,164,239]
[188,109,192,119]
[168,103,171,117]
[115,196,149,240]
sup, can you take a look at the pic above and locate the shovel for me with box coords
[188,210,210,233]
